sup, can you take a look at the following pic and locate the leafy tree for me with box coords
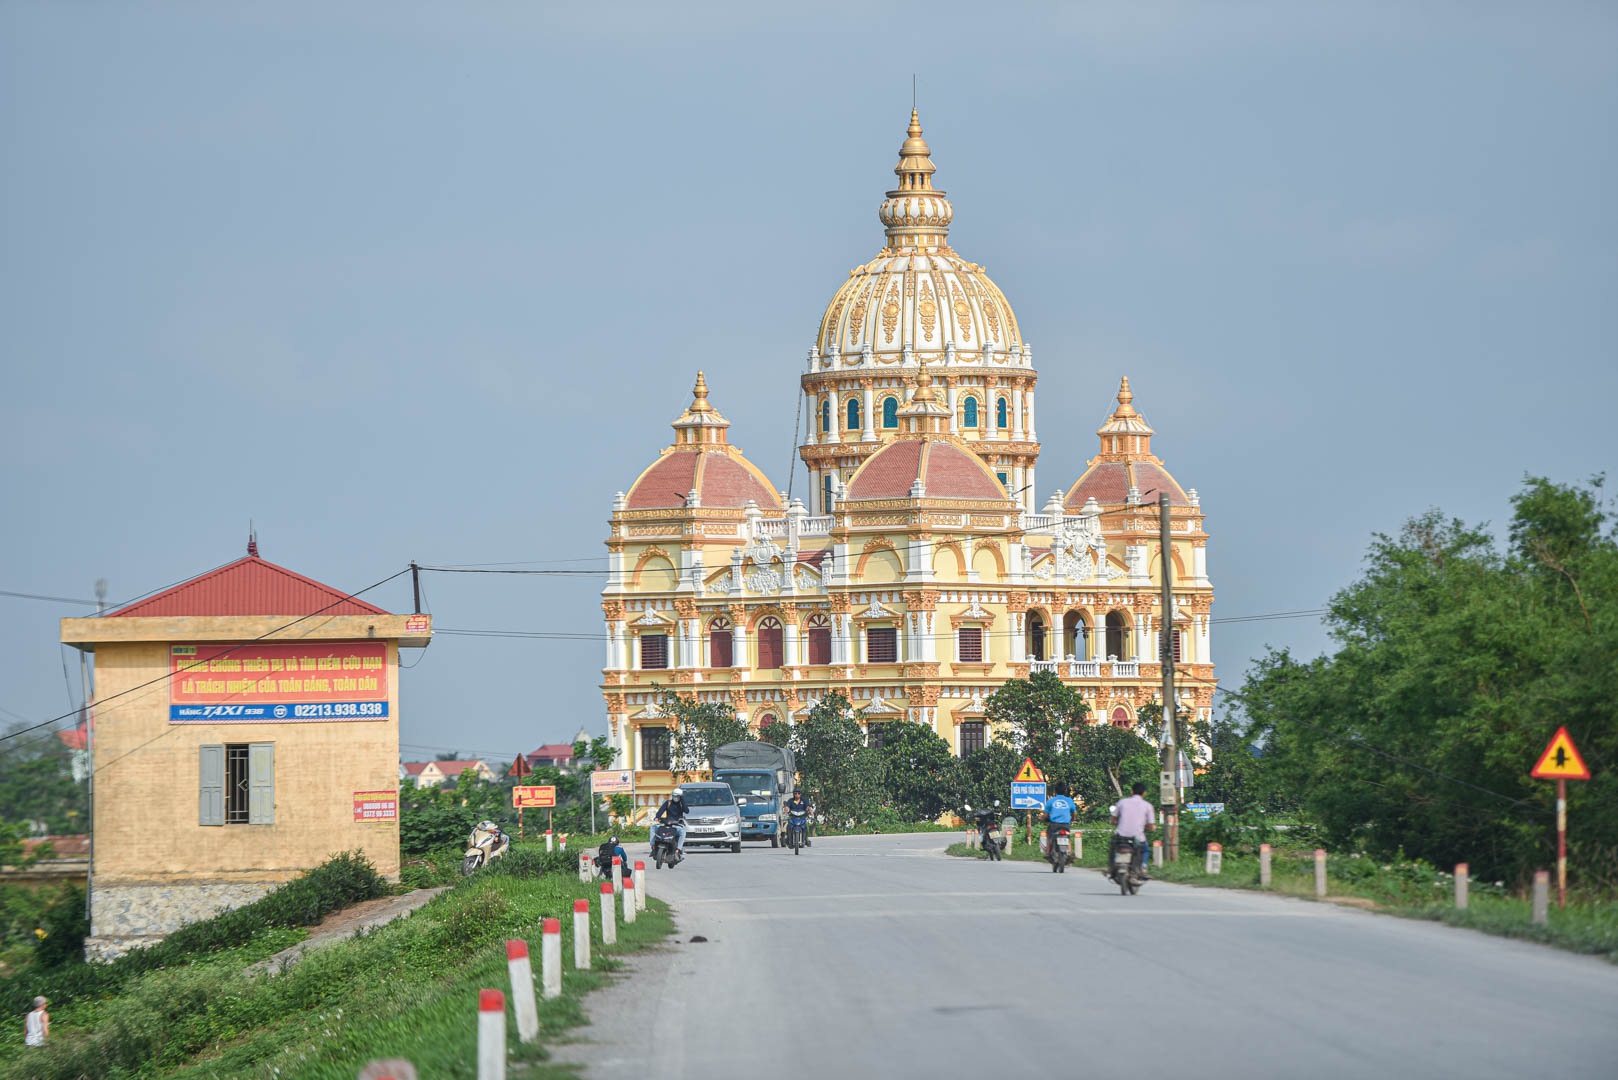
[960,740,1020,816]
[1232,477,1618,887]
[1055,722,1158,814]
[0,728,87,835]
[787,694,883,827]
[655,689,749,777]
[984,671,1090,767]
[877,722,963,821]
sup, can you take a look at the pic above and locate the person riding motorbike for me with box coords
[1110,781,1155,880]
[653,786,689,855]
[595,835,632,883]
[1041,782,1077,860]
[783,789,811,847]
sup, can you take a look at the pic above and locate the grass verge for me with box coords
[947,831,1618,963]
[1,838,674,1079]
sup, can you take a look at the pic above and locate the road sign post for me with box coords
[1011,758,1047,841]
[1530,727,1590,909]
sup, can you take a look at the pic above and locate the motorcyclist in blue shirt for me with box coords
[1041,781,1078,853]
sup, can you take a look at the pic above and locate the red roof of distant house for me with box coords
[57,725,88,752]
[106,555,389,618]
[20,835,89,859]
[434,761,485,777]
[527,743,576,762]
[401,762,429,776]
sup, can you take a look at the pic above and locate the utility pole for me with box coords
[411,561,422,614]
[83,578,106,924]
[1158,493,1180,861]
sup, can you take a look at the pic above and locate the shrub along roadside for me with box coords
[947,832,1618,962]
[0,851,387,1020]
[1,837,671,1079]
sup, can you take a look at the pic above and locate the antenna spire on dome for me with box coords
[1114,376,1137,418]
[672,370,730,446]
[880,109,953,252]
[894,108,937,192]
[689,371,713,413]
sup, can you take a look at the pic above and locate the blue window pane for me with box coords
[882,397,898,428]
[997,397,1008,428]
[820,400,830,432]
[847,397,861,430]
[963,397,979,427]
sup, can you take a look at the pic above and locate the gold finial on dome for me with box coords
[689,371,713,413]
[912,354,937,402]
[894,109,937,192]
[1113,376,1137,418]
[897,354,952,433]
[672,370,730,445]
[880,109,953,252]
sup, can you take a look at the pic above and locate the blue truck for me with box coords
[712,741,797,848]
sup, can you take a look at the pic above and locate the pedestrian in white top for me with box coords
[24,996,49,1047]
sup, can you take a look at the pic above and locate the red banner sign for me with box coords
[169,642,388,722]
[513,785,557,808]
[353,790,398,822]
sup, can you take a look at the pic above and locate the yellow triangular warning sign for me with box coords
[1531,727,1591,780]
[1014,758,1045,783]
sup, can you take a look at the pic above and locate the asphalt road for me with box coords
[555,832,1618,1080]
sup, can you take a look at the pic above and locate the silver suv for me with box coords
[680,782,743,852]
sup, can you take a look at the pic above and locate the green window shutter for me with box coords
[248,743,275,825]
[199,745,225,826]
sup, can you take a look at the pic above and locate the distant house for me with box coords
[400,759,495,789]
[526,744,578,769]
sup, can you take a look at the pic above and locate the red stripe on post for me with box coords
[624,878,634,890]
[480,988,505,1012]
[506,940,529,961]
[574,899,589,913]
[543,917,561,934]
[634,861,645,872]
[600,882,613,895]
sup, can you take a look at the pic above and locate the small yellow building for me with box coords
[62,548,430,959]
[602,112,1216,812]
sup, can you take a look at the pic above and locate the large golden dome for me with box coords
[814,110,1024,364]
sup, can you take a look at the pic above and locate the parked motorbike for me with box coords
[964,801,1004,861]
[650,822,684,869]
[785,807,809,854]
[1108,834,1145,895]
[1046,824,1072,873]
[461,820,510,876]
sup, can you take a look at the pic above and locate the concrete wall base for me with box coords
[87,880,277,961]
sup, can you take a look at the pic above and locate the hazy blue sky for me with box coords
[3,2,1614,766]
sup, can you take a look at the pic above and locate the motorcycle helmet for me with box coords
[671,786,684,796]
[609,835,619,846]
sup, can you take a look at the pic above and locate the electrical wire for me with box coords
[0,589,99,606]
[0,567,412,748]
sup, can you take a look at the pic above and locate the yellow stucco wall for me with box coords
[64,616,417,886]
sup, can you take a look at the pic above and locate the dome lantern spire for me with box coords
[879,109,954,252]
[672,370,731,447]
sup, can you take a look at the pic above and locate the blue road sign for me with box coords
[1011,781,1047,810]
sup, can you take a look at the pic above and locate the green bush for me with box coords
[31,884,88,970]
[0,851,386,1015]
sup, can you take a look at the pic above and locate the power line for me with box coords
[0,567,413,748]
[0,589,99,606]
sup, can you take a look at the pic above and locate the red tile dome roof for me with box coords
[845,437,1007,502]
[624,449,782,511]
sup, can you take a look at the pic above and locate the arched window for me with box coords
[997,396,1009,429]
[757,616,784,669]
[806,613,832,666]
[1105,611,1130,661]
[1028,613,1047,662]
[1110,707,1132,729]
[962,396,979,428]
[820,399,831,432]
[822,474,834,511]
[882,396,899,428]
[846,396,861,430]
[708,616,734,668]
[1063,612,1088,660]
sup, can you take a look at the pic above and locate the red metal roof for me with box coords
[106,556,389,618]
[527,743,576,761]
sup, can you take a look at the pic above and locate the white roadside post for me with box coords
[1152,839,1164,868]
[505,941,539,1044]
[1532,870,1550,925]
[1455,863,1469,910]
[477,989,506,1080]
[611,855,623,896]
[358,1060,418,1080]
[559,833,568,852]
[1002,823,1014,852]
[634,861,647,910]
[600,882,617,945]
[545,830,554,853]
[541,919,562,1000]
[623,877,637,924]
[1260,843,1273,888]
[1074,830,1083,861]
[577,853,591,883]
[1205,842,1223,875]
[572,898,591,970]
[1314,849,1328,898]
